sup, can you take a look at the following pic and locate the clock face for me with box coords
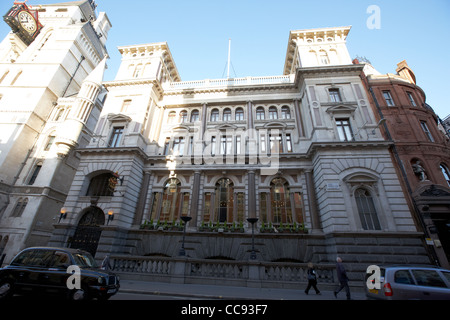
[18,11,37,34]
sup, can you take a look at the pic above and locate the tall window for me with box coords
[172,137,185,155]
[210,109,219,122]
[281,106,291,119]
[11,198,28,217]
[223,108,231,121]
[220,135,232,155]
[269,134,283,153]
[215,178,234,223]
[286,134,293,153]
[355,188,381,230]
[28,164,42,185]
[44,136,55,151]
[121,100,131,113]
[270,178,293,224]
[319,50,329,65]
[160,179,182,221]
[441,164,450,187]
[329,89,342,102]
[235,107,244,121]
[269,106,278,120]
[167,111,176,124]
[256,107,265,120]
[109,126,124,147]
[383,90,395,106]
[420,121,434,142]
[335,118,353,141]
[163,137,170,155]
[407,92,417,107]
[190,109,199,122]
[179,110,188,123]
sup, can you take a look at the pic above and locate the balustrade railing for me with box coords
[111,255,336,287]
[164,75,293,90]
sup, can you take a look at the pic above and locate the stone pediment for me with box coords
[107,113,132,123]
[325,104,357,115]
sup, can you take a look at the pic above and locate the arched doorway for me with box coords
[70,207,105,256]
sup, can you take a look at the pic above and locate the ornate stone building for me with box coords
[358,59,450,267]
[47,26,431,282]
[0,0,111,263]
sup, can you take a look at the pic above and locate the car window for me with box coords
[441,272,450,285]
[411,269,447,288]
[72,252,97,268]
[48,251,71,268]
[11,249,54,267]
[394,270,415,285]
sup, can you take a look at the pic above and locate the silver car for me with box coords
[365,265,450,300]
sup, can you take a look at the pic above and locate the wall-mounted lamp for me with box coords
[59,207,67,223]
[370,118,386,135]
[107,209,114,225]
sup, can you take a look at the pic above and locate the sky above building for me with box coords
[1,0,449,118]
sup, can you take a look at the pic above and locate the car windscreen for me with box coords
[72,252,98,268]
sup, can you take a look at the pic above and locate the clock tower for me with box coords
[0,1,111,263]
[3,1,43,46]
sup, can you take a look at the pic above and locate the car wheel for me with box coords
[0,280,13,300]
[68,287,90,301]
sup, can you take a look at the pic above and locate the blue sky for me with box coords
[1,0,449,118]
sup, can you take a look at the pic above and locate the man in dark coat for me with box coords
[334,257,351,300]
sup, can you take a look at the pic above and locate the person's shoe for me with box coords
[304,291,308,295]
[316,292,321,295]
[334,291,337,298]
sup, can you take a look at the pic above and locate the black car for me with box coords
[0,247,119,300]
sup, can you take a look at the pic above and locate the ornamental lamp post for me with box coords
[179,216,192,256]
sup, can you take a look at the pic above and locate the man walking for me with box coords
[334,257,351,300]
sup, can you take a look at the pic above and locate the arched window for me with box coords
[441,163,450,187]
[133,64,143,78]
[235,107,244,121]
[281,106,291,119]
[179,110,188,123]
[167,111,176,124]
[270,178,293,224]
[223,108,231,121]
[210,109,219,122]
[355,188,381,230]
[86,172,117,197]
[319,50,329,65]
[256,107,265,120]
[11,198,28,217]
[215,178,234,223]
[269,106,278,120]
[190,109,199,122]
[160,179,182,221]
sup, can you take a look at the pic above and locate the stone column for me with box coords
[133,170,151,225]
[189,171,201,225]
[293,98,305,138]
[248,170,256,219]
[305,170,321,232]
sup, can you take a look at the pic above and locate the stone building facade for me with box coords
[0,0,111,263]
[47,26,431,280]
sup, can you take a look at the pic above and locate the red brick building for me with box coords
[356,59,450,267]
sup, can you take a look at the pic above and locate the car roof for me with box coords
[377,264,450,271]
[18,246,91,255]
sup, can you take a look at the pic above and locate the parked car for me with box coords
[0,247,119,300]
[365,264,450,300]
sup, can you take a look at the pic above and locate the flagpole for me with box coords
[227,38,231,79]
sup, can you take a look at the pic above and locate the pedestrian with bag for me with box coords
[334,257,351,300]
[304,262,321,295]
